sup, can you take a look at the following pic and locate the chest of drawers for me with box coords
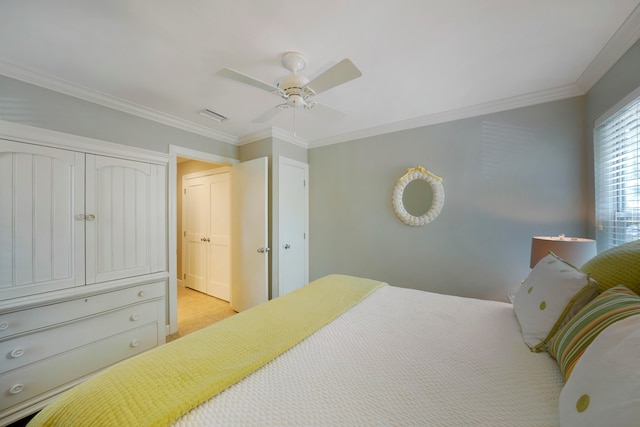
[0,281,166,425]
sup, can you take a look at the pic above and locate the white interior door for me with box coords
[207,172,231,301]
[230,157,268,312]
[183,170,231,301]
[278,157,309,296]
[184,176,208,293]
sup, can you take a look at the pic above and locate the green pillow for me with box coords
[549,285,640,380]
[580,239,640,293]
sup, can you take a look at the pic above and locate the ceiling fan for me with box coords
[216,52,362,125]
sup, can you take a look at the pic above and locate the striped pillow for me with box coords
[548,285,640,380]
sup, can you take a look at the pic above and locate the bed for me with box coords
[27,241,640,427]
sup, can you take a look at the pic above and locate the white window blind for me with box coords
[594,94,640,251]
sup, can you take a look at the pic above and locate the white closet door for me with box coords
[278,157,309,297]
[207,172,231,301]
[85,155,166,284]
[0,140,85,299]
[184,176,208,293]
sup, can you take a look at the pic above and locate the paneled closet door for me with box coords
[85,155,166,284]
[0,140,85,300]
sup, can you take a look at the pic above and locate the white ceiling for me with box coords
[1,1,639,147]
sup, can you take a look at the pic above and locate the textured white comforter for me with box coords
[173,285,564,426]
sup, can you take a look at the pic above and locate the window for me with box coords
[594,91,640,251]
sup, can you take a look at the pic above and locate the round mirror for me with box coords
[392,166,445,226]
[402,179,433,217]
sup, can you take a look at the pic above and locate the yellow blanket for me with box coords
[28,274,385,427]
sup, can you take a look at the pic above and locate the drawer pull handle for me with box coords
[0,322,8,331]
[131,339,140,348]
[138,291,146,297]
[130,314,140,321]
[10,348,25,358]
[9,384,24,395]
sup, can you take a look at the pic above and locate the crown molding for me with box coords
[575,3,640,93]
[309,83,583,148]
[0,60,239,145]
[0,119,169,164]
[238,127,309,148]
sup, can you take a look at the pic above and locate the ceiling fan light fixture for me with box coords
[199,108,228,122]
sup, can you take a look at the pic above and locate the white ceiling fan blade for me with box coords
[217,68,280,93]
[305,59,362,95]
[252,105,287,123]
[307,102,345,119]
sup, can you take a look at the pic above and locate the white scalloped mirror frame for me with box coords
[392,166,445,226]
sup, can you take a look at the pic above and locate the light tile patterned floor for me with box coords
[166,285,236,342]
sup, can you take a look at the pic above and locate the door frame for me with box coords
[168,145,238,335]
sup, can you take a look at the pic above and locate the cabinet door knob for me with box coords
[130,314,140,321]
[138,291,146,297]
[10,348,25,358]
[86,214,96,220]
[0,322,8,331]
[131,339,140,348]
[9,384,24,395]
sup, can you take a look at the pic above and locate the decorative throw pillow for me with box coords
[549,285,640,380]
[513,252,598,352]
[580,239,640,293]
[559,314,640,427]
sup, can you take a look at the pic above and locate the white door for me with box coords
[184,176,208,293]
[230,157,268,312]
[206,172,231,300]
[183,170,231,300]
[0,140,85,299]
[278,157,309,296]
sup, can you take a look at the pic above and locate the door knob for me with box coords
[284,244,291,249]
[257,247,271,253]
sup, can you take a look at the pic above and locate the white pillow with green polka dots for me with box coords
[559,314,640,426]
[513,252,598,352]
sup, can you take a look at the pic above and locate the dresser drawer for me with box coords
[0,281,164,340]
[1,300,160,374]
[0,323,158,413]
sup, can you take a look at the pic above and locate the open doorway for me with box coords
[166,146,240,338]
[167,156,236,341]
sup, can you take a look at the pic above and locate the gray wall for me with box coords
[0,75,237,158]
[309,97,588,301]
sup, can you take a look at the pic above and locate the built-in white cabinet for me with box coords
[0,140,166,300]
[0,122,169,426]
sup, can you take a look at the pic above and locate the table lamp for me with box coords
[530,235,597,268]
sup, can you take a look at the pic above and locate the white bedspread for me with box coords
[173,286,564,426]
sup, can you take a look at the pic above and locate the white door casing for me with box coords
[278,156,309,297]
[230,157,268,312]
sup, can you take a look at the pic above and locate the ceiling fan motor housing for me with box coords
[277,74,310,108]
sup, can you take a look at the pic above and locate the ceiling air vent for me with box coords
[200,109,228,122]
